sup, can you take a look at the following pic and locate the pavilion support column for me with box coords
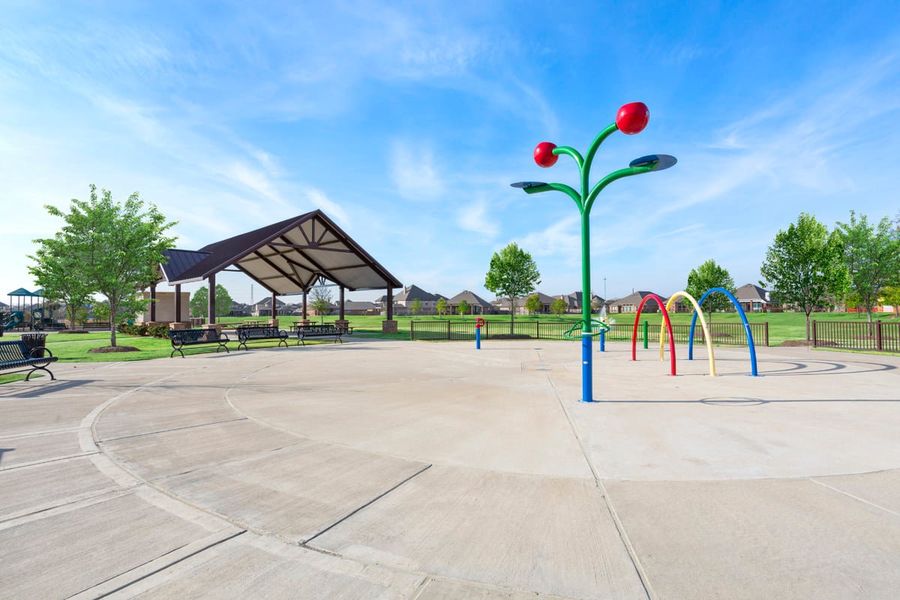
[207,273,216,326]
[271,291,278,326]
[149,283,157,322]
[174,284,183,325]
[336,285,349,333]
[383,286,397,333]
[302,289,309,325]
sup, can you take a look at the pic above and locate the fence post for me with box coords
[410,320,415,341]
[812,320,817,347]
[876,320,883,351]
[764,321,769,347]
[536,321,540,339]
[447,320,451,340]
[642,320,648,349]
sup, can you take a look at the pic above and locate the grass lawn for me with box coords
[1,311,894,374]
[219,311,898,346]
[262,312,898,346]
[1,331,310,364]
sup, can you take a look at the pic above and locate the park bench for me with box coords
[0,339,58,381]
[236,325,289,351]
[169,328,230,358]
[295,324,343,345]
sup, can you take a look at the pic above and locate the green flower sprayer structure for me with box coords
[512,102,676,402]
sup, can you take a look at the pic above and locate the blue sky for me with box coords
[2,1,899,304]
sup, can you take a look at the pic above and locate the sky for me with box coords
[1,1,899,304]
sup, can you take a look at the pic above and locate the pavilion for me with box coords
[156,210,403,332]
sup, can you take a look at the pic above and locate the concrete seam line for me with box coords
[808,478,900,518]
[79,373,179,454]
[98,417,247,443]
[71,529,247,600]
[544,373,656,600]
[303,463,433,545]
[0,451,98,472]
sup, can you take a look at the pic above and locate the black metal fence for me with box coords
[812,320,900,352]
[410,319,769,346]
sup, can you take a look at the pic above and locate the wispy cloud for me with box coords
[457,198,499,237]
[389,140,445,201]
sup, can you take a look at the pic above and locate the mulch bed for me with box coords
[88,346,140,353]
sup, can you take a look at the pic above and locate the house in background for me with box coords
[395,285,440,314]
[251,297,285,317]
[342,300,380,316]
[735,284,775,312]
[494,292,558,314]
[448,290,493,315]
[229,301,250,317]
[607,291,666,313]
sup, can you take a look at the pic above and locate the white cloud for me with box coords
[304,188,350,226]
[389,140,445,201]
[457,199,498,237]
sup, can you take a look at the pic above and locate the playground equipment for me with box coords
[689,287,759,376]
[631,293,677,375]
[6,288,49,331]
[2,311,24,332]
[512,102,676,401]
[660,291,717,376]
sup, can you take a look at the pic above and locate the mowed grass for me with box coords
[221,311,899,346]
[1,330,313,364]
[2,311,895,374]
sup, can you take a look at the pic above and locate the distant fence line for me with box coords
[410,320,769,347]
[812,320,900,353]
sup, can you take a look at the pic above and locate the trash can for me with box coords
[20,333,48,358]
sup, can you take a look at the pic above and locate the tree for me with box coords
[551,297,567,316]
[456,300,470,316]
[760,213,846,340]
[189,285,233,318]
[484,243,540,326]
[409,298,422,316]
[311,285,333,324]
[39,185,175,347]
[685,259,736,314]
[881,285,900,318]
[834,211,900,322]
[435,297,448,316]
[29,230,94,329]
[524,294,542,316]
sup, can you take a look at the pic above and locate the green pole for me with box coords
[643,320,649,349]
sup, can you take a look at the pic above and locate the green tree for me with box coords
[29,230,94,328]
[685,259,736,314]
[435,297,448,316]
[881,285,900,318]
[189,285,233,318]
[40,185,175,347]
[551,297,568,316]
[524,294,542,316]
[456,300,470,316]
[484,243,540,326]
[409,298,422,316]
[760,213,846,340]
[834,211,900,322]
[311,285,333,324]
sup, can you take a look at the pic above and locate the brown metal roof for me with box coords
[161,210,402,293]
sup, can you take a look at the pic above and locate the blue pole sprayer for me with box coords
[475,317,484,350]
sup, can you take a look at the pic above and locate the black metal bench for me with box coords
[236,326,289,351]
[296,324,343,345]
[0,340,58,381]
[169,328,230,358]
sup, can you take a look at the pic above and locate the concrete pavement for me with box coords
[0,339,898,598]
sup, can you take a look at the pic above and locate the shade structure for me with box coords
[160,210,402,294]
